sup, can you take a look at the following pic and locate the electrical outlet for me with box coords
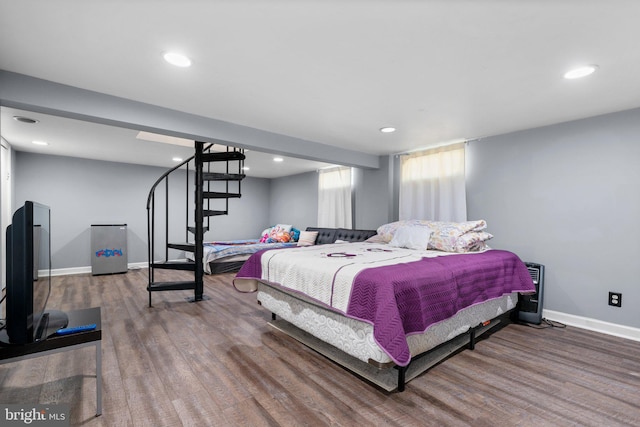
[608,292,622,307]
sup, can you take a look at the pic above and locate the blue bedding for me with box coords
[201,239,296,273]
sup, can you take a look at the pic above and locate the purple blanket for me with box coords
[236,249,535,366]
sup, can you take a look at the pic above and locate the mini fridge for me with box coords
[91,224,128,275]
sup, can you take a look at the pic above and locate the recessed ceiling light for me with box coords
[172,157,183,162]
[380,127,396,133]
[564,65,598,79]
[273,157,284,162]
[163,52,192,67]
[32,140,48,146]
[14,116,39,124]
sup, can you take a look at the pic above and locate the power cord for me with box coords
[520,318,566,329]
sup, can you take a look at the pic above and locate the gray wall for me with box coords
[204,176,271,241]
[354,155,395,229]
[14,152,270,269]
[466,108,640,328]
[269,162,394,232]
[268,171,318,230]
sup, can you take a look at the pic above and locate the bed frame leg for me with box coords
[469,327,476,350]
[272,313,276,321]
[397,366,407,392]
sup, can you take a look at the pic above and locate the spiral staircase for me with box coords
[146,141,245,307]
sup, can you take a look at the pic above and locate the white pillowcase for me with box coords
[297,231,319,246]
[388,225,432,250]
[275,223,293,232]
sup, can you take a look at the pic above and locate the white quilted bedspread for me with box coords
[260,242,454,313]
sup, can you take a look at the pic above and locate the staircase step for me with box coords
[150,261,196,271]
[204,209,228,217]
[187,226,208,234]
[203,172,245,181]
[201,151,246,162]
[167,242,196,252]
[147,281,196,292]
[203,191,242,199]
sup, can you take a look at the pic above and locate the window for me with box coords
[399,143,466,221]
[317,166,352,228]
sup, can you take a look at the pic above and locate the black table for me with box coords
[0,307,102,416]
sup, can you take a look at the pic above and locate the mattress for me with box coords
[257,281,517,366]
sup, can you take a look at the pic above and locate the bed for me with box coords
[199,239,297,274]
[194,225,377,274]
[233,221,536,391]
[187,224,301,274]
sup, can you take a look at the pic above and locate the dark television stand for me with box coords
[0,307,102,416]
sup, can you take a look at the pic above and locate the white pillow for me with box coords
[275,223,293,232]
[297,231,319,246]
[388,225,432,250]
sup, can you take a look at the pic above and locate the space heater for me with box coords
[518,262,545,324]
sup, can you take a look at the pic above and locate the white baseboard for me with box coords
[50,266,91,276]
[50,261,148,277]
[126,262,149,270]
[543,309,640,343]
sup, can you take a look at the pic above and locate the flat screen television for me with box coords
[1,201,67,345]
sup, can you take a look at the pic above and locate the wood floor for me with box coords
[1,268,639,426]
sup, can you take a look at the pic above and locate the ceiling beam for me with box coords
[0,70,379,169]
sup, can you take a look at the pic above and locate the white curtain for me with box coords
[399,143,466,222]
[317,166,352,228]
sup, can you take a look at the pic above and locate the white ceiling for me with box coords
[2,1,640,176]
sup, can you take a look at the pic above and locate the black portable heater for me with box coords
[518,262,544,324]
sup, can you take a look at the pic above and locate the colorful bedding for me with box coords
[234,242,535,366]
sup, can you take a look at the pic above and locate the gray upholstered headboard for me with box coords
[305,227,377,245]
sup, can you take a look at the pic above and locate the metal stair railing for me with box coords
[146,151,197,307]
[146,142,245,307]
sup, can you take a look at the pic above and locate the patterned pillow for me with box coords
[267,226,292,243]
[376,219,491,252]
[453,231,493,252]
[422,220,488,251]
[261,225,299,243]
[433,231,492,252]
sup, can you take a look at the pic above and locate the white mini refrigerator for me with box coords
[91,224,128,275]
